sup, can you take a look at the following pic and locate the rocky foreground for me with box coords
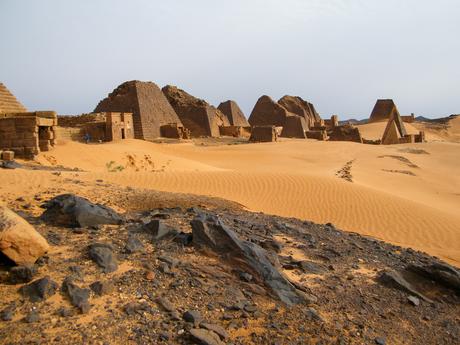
[0,189,459,345]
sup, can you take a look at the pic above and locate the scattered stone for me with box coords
[144,219,178,241]
[408,296,420,306]
[239,272,253,282]
[158,255,179,268]
[200,323,229,340]
[375,337,386,345]
[88,243,118,273]
[189,328,225,345]
[183,310,202,326]
[19,276,58,302]
[40,194,123,228]
[297,260,324,274]
[90,280,114,296]
[191,213,304,305]
[9,265,37,284]
[0,306,14,321]
[124,236,144,254]
[0,205,50,265]
[145,270,155,281]
[24,310,40,323]
[62,277,91,313]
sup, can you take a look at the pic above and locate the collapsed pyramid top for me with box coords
[0,83,27,114]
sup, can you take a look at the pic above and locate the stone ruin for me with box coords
[249,126,278,143]
[57,112,135,142]
[162,85,230,138]
[369,99,401,123]
[281,115,307,138]
[94,81,187,140]
[381,109,425,145]
[0,83,57,158]
[278,95,321,128]
[248,95,293,128]
[328,124,363,143]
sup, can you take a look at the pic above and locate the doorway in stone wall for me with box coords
[121,128,125,139]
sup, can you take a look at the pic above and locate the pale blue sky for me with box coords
[1,0,459,119]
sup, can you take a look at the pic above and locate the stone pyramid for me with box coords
[0,83,27,114]
[217,100,249,127]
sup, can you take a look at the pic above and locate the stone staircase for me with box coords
[0,83,27,114]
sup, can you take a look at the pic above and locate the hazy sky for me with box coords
[1,0,459,119]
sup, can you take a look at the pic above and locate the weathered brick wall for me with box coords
[249,126,277,142]
[328,125,363,143]
[280,116,307,138]
[0,83,27,114]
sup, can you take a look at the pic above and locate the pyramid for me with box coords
[0,83,27,114]
[369,99,400,123]
[217,100,249,127]
[94,81,182,140]
[278,95,321,128]
[248,95,293,127]
[381,120,401,145]
[162,85,230,137]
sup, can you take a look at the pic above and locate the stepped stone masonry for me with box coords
[162,85,230,137]
[95,81,186,140]
[0,83,27,114]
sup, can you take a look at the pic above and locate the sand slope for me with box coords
[2,136,459,266]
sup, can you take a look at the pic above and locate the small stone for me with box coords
[375,337,386,345]
[90,280,114,296]
[124,237,144,254]
[408,295,420,306]
[145,271,155,281]
[239,272,253,282]
[200,323,229,340]
[183,310,202,326]
[0,307,14,321]
[9,265,37,284]
[189,328,224,345]
[24,311,40,323]
[88,243,118,273]
[62,277,91,313]
[19,276,58,302]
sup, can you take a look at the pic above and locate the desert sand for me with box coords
[1,120,459,267]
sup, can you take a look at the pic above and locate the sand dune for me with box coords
[3,134,460,266]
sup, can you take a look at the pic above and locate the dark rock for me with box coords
[158,255,179,268]
[19,276,58,302]
[9,265,37,284]
[0,306,14,321]
[124,237,144,254]
[57,307,73,318]
[408,263,460,291]
[90,280,114,296]
[40,194,123,228]
[123,302,149,316]
[200,323,229,340]
[174,232,193,246]
[144,219,178,241]
[375,337,386,345]
[88,243,118,273]
[260,239,283,253]
[239,272,253,282]
[24,310,40,323]
[62,277,91,313]
[189,328,225,345]
[191,213,304,306]
[1,161,22,169]
[379,270,433,303]
[183,310,202,326]
[305,307,323,322]
[46,232,62,245]
[297,261,324,274]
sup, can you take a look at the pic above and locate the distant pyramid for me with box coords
[217,100,249,127]
[369,99,400,123]
[381,106,407,144]
[0,83,27,114]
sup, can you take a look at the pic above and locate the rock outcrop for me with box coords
[191,213,305,306]
[40,194,123,228]
[162,86,230,137]
[0,205,49,265]
[94,81,183,140]
[217,100,249,127]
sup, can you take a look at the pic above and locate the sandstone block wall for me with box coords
[280,116,307,138]
[249,126,278,142]
[0,83,27,114]
[306,130,327,141]
[328,125,363,143]
[0,112,57,158]
[217,100,249,127]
